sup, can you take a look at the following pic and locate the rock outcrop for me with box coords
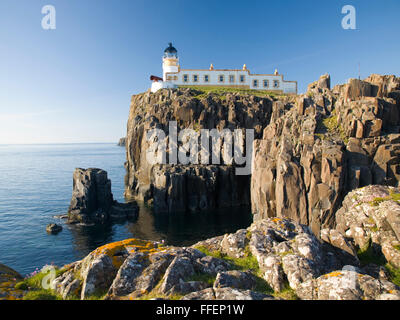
[124,89,277,213]
[297,270,400,300]
[46,223,62,234]
[335,185,400,268]
[0,264,24,300]
[68,168,138,224]
[251,74,400,234]
[117,137,126,147]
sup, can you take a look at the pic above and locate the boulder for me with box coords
[213,270,259,291]
[335,185,400,268]
[296,270,400,300]
[46,223,62,234]
[247,218,359,291]
[181,287,275,300]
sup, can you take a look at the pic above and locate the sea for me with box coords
[0,143,252,276]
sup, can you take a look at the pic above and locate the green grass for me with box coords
[179,85,283,99]
[186,273,216,286]
[193,245,274,296]
[16,267,65,290]
[277,250,294,258]
[135,279,184,301]
[356,234,400,288]
[316,110,349,144]
[194,245,259,273]
[22,289,62,300]
[84,292,107,300]
[252,276,274,295]
[273,284,299,300]
[357,240,387,267]
[15,266,70,300]
[390,192,400,201]
[385,263,400,287]
[369,191,400,207]
[370,197,389,207]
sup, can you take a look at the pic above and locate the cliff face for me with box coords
[251,74,400,235]
[125,74,400,228]
[125,88,281,213]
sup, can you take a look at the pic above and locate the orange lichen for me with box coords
[90,238,167,268]
[323,271,343,278]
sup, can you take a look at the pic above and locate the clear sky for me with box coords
[0,0,399,144]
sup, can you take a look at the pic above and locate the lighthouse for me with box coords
[150,43,297,94]
[163,43,179,81]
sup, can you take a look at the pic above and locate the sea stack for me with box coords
[68,168,138,224]
[117,137,126,146]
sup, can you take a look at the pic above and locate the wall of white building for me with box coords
[164,69,297,94]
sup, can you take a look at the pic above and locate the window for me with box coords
[240,75,245,83]
[273,80,279,88]
[253,79,258,87]
[229,75,235,83]
[263,80,269,88]
[193,74,199,82]
[219,75,224,83]
[204,75,209,83]
[183,74,189,83]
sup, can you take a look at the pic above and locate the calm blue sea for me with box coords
[0,143,252,276]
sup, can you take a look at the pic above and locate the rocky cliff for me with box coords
[125,74,400,229]
[251,74,400,235]
[124,88,286,213]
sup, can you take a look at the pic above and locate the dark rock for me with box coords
[117,137,126,147]
[67,168,138,224]
[46,223,63,234]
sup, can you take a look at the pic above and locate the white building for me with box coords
[151,43,297,94]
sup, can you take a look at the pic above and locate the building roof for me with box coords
[164,43,177,55]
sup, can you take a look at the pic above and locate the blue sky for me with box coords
[0,0,399,144]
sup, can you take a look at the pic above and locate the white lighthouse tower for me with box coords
[162,43,179,81]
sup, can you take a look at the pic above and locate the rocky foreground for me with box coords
[2,185,400,301]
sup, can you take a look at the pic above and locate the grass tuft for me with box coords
[180,85,283,99]
[22,289,62,300]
